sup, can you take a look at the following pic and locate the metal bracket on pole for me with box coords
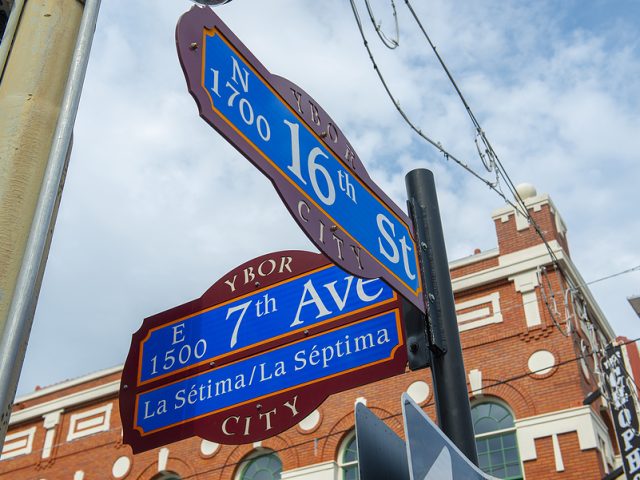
[406,195,445,355]
[402,297,431,370]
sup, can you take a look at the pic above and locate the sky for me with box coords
[16,0,640,395]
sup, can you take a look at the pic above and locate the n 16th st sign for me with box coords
[120,251,408,453]
[176,6,424,312]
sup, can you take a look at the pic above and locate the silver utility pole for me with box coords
[0,0,101,449]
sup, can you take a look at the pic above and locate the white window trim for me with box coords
[0,426,36,460]
[337,431,358,479]
[235,448,282,480]
[66,403,112,441]
[515,406,609,463]
[11,379,120,426]
[456,292,503,332]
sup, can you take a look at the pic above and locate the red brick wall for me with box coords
[0,199,613,480]
[494,202,569,256]
[523,432,605,479]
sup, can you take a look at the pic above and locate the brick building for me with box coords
[1,185,636,479]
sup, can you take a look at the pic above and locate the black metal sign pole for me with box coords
[405,168,478,465]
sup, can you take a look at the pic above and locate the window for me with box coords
[238,450,282,480]
[472,401,523,479]
[151,472,181,480]
[338,432,359,480]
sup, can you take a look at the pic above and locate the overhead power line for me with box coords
[585,265,640,287]
[348,0,631,344]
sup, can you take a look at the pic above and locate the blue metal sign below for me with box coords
[176,6,424,312]
[120,251,408,453]
[137,312,401,436]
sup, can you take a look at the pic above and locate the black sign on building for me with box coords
[601,345,640,478]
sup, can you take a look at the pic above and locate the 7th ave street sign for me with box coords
[176,6,424,312]
[120,251,408,453]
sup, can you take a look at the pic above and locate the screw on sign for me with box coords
[120,251,409,453]
[175,6,424,312]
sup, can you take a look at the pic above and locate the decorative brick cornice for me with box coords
[519,325,556,343]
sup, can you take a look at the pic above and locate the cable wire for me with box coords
[585,265,640,287]
[364,0,400,49]
[348,0,504,194]
[349,0,615,340]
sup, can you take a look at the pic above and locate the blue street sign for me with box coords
[121,251,409,452]
[138,264,394,385]
[135,312,402,435]
[176,7,425,311]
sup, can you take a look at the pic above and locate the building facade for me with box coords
[1,186,635,479]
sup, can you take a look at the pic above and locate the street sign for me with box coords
[355,395,495,480]
[120,251,408,453]
[402,394,494,480]
[176,6,424,312]
[355,402,410,480]
[600,345,640,479]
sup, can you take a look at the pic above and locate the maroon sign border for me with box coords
[175,6,424,312]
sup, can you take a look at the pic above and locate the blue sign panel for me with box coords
[135,311,402,435]
[176,8,424,311]
[201,32,419,297]
[139,265,394,384]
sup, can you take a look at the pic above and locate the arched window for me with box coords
[237,450,282,480]
[472,401,523,479]
[151,472,181,480]
[338,431,359,480]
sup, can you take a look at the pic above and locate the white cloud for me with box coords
[16,0,640,394]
